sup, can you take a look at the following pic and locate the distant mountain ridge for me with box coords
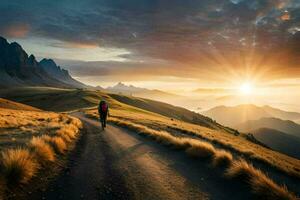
[105,82,183,102]
[106,82,145,93]
[0,36,87,88]
[236,117,300,138]
[203,104,300,127]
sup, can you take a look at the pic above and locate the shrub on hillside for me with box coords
[212,150,233,167]
[226,159,296,200]
[185,141,215,159]
[29,137,55,163]
[1,149,39,184]
[41,135,67,154]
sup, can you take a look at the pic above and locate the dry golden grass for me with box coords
[1,148,39,184]
[0,105,82,189]
[185,141,215,159]
[110,117,232,162]
[0,98,41,111]
[107,117,297,199]
[55,123,81,143]
[42,135,67,154]
[56,130,72,143]
[226,159,297,200]
[29,137,55,163]
[212,150,233,167]
[69,117,83,129]
[51,137,67,154]
[85,106,300,179]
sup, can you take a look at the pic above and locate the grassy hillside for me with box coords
[109,93,224,130]
[86,102,300,174]
[85,97,300,198]
[0,98,41,111]
[0,87,97,112]
[1,87,233,132]
[237,117,300,138]
[1,87,300,198]
[0,99,82,198]
[252,128,300,159]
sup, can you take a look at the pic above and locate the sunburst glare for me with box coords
[239,82,253,95]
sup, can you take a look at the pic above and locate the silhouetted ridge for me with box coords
[0,36,87,88]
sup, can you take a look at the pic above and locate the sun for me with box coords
[239,82,253,95]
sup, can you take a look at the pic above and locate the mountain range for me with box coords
[203,104,300,127]
[0,36,87,88]
[236,117,300,138]
[203,104,300,159]
[104,82,183,103]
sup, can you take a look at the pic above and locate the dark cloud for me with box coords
[1,0,300,81]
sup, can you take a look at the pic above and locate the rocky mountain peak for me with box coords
[40,58,56,66]
[0,36,87,88]
[0,36,8,45]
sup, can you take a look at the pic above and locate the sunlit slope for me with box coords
[0,87,230,131]
[2,87,300,179]
[0,106,81,151]
[0,98,82,196]
[86,102,300,197]
[0,87,101,112]
[0,98,41,111]
[109,93,227,130]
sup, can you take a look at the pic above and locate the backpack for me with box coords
[100,101,108,112]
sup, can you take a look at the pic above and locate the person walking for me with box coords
[98,100,109,130]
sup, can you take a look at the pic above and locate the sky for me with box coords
[1,0,300,110]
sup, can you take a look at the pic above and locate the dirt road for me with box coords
[29,113,252,200]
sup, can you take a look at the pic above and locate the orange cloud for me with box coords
[280,11,290,21]
[4,24,30,38]
[276,0,289,9]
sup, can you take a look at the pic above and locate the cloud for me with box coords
[1,0,300,83]
[0,23,30,38]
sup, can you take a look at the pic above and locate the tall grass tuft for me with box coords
[29,137,55,163]
[212,150,233,167]
[185,141,216,159]
[56,129,72,142]
[41,135,67,154]
[1,148,39,184]
[226,159,296,200]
